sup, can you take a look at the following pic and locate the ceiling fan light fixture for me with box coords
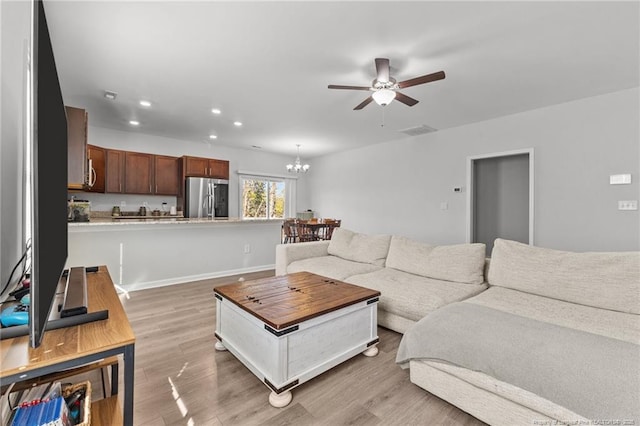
[372,88,396,106]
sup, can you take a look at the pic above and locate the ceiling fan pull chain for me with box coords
[381,107,385,127]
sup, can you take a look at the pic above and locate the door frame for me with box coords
[466,148,535,245]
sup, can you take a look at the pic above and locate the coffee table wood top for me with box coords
[214,272,380,330]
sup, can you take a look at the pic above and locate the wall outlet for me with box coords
[244,244,251,254]
[618,200,638,211]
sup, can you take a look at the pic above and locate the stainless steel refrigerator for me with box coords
[185,177,229,218]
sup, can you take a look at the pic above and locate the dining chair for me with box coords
[282,219,298,243]
[296,220,317,242]
[320,219,341,240]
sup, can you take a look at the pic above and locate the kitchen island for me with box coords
[68,218,282,291]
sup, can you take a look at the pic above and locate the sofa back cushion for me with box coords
[488,238,640,314]
[385,236,486,285]
[327,228,391,266]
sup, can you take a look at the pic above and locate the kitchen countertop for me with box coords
[68,217,282,227]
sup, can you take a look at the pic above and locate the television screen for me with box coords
[29,0,68,348]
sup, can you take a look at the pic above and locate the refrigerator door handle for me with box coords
[208,181,214,217]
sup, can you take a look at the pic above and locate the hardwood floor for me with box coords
[101,271,486,425]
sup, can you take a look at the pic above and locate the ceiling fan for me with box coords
[328,58,445,110]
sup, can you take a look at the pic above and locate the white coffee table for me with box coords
[214,272,380,407]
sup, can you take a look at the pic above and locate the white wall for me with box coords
[68,221,281,290]
[71,126,311,214]
[0,1,30,293]
[307,88,640,252]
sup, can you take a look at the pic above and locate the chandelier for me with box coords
[286,144,310,173]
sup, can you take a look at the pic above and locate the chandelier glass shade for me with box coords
[372,88,396,106]
[286,144,310,173]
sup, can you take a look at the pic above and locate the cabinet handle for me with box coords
[119,183,122,192]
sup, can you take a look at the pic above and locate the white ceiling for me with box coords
[44,1,639,159]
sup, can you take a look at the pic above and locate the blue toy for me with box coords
[0,303,29,327]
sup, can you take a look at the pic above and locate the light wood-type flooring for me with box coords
[90,270,486,425]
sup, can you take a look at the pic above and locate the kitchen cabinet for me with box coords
[209,159,229,179]
[124,152,154,194]
[104,150,179,195]
[183,156,209,177]
[183,156,229,179]
[66,106,88,190]
[86,145,105,193]
[154,155,179,195]
[105,149,125,193]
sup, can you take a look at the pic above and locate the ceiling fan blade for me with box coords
[328,84,371,91]
[394,91,419,107]
[375,58,390,83]
[354,96,373,110]
[397,71,446,89]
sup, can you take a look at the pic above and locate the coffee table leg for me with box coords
[214,341,227,351]
[269,390,292,408]
[363,345,378,357]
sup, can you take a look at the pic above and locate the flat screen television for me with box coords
[29,0,68,348]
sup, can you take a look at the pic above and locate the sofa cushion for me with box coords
[287,255,382,281]
[327,228,391,266]
[488,238,640,314]
[465,286,640,344]
[346,268,488,322]
[385,236,486,285]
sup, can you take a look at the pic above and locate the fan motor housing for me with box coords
[372,77,397,90]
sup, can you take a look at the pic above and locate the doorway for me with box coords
[466,149,534,256]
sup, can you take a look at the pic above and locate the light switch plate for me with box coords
[618,200,638,211]
[610,174,632,185]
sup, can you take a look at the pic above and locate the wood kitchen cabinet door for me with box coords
[124,152,154,194]
[86,145,105,193]
[209,159,229,179]
[183,156,209,177]
[66,106,88,190]
[105,149,125,193]
[154,155,179,195]
[183,156,229,179]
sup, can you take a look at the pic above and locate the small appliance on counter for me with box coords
[297,210,314,220]
[68,200,91,222]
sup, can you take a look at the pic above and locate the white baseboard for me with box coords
[121,264,275,292]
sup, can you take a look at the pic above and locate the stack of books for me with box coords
[11,396,71,426]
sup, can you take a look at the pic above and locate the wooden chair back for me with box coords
[296,220,317,242]
[320,219,341,240]
[282,219,298,243]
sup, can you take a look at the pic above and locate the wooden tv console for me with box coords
[0,266,135,425]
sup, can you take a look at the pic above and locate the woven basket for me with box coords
[62,381,92,426]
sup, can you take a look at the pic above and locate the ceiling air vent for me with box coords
[398,124,437,136]
[103,90,118,100]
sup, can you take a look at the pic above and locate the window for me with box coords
[241,177,286,219]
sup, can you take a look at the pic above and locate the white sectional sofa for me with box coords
[275,227,488,333]
[277,229,640,424]
[397,238,640,425]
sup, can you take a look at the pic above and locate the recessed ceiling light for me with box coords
[129,120,140,126]
[139,100,151,107]
[252,145,262,149]
[233,121,243,127]
[211,108,221,115]
[209,134,217,140]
